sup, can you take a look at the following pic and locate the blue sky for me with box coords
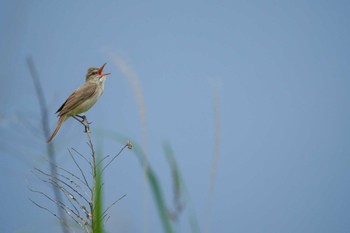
[1,1,350,233]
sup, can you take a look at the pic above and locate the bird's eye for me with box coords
[92,71,98,75]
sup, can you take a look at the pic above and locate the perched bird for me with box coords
[47,63,111,143]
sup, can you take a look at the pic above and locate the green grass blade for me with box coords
[146,167,174,233]
[93,157,104,233]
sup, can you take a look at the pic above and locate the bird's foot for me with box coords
[73,115,92,133]
[81,115,90,133]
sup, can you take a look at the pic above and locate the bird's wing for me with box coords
[56,82,98,116]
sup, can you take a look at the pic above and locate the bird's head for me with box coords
[86,63,111,81]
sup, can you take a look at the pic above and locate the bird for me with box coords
[47,63,111,143]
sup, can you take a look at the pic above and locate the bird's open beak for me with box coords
[98,63,111,76]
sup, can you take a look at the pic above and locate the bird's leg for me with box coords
[72,115,85,126]
[75,114,85,119]
[76,114,93,124]
[72,115,91,133]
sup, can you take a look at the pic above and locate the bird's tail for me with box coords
[47,115,66,143]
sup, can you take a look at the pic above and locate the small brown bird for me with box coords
[47,63,111,143]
